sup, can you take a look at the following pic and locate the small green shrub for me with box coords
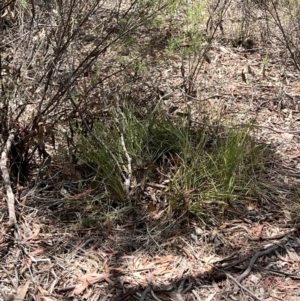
[75,107,269,220]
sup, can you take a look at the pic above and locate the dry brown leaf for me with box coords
[147,202,156,212]
[142,263,155,270]
[286,248,300,262]
[21,196,27,205]
[6,294,15,301]
[152,210,165,220]
[203,254,217,263]
[15,281,30,301]
[82,272,112,284]
[75,170,82,180]
[38,286,49,295]
[0,189,6,199]
[26,257,33,265]
[31,247,45,256]
[141,257,153,268]
[133,272,148,284]
[281,132,294,142]
[71,272,111,296]
[24,224,41,241]
[252,224,263,238]
[42,297,57,301]
[277,281,299,290]
[179,42,191,47]
[286,149,300,159]
[153,266,170,276]
[155,255,174,264]
[71,281,89,296]
[68,188,92,200]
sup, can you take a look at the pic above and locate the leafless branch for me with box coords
[0,131,16,226]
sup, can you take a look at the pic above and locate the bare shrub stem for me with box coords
[0,131,17,225]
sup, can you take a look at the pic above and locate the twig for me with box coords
[225,273,262,301]
[49,269,59,294]
[139,286,151,301]
[234,238,287,292]
[151,290,163,301]
[254,266,300,280]
[146,224,160,249]
[17,239,51,264]
[115,100,132,203]
[0,289,8,301]
[151,91,174,115]
[0,131,17,226]
[55,285,76,293]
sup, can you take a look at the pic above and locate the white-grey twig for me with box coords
[0,131,17,225]
[116,98,132,203]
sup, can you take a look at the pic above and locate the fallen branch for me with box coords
[234,238,287,292]
[0,131,17,226]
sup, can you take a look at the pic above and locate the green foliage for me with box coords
[168,123,268,218]
[76,107,269,220]
[167,0,208,55]
[20,0,28,10]
[75,108,190,200]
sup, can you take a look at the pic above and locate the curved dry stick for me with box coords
[234,239,287,292]
[0,131,17,226]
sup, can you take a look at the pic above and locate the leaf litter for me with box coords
[1,1,300,301]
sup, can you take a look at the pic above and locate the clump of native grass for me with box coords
[75,106,270,222]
